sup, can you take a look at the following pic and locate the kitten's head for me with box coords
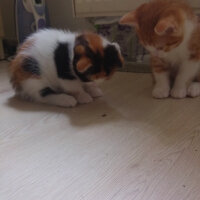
[73,32,123,82]
[120,0,196,57]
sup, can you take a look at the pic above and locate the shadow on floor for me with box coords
[6,95,124,127]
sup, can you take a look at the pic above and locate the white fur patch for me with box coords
[171,61,200,98]
[188,82,200,97]
[84,82,103,98]
[152,72,170,98]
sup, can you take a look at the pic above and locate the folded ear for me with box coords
[76,57,92,73]
[154,16,178,36]
[119,11,138,28]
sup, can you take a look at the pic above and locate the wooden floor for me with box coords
[1,61,200,200]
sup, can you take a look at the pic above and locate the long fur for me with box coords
[10,29,123,107]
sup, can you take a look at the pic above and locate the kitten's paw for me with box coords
[187,83,200,97]
[171,87,187,99]
[84,83,103,98]
[88,87,103,98]
[77,92,93,104]
[64,96,77,107]
[152,86,170,99]
[49,94,77,107]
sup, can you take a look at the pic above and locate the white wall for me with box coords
[46,0,94,31]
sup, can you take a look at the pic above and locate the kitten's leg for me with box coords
[21,79,77,107]
[151,57,170,98]
[59,79,93,104]
[171,61,200,98]
[152,71,170,98]
[187,82,200,97]
[83,82,103,98]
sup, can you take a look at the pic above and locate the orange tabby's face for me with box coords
[120,0,195,57]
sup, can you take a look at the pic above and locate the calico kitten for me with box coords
[120,0,200,99]
[10,29,123,107]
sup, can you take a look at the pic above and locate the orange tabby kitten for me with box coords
[120,0,200,99]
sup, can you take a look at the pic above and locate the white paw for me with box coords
[87,87,103,98]
[171,87,187,99]
[77,92,93,104]
[187,83,200,97]
[65,96,77,107]
[152,86,170,99]
[84,83,103,98]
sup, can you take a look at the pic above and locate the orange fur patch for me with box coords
[84,32,104,56]
[76,57,92,72]
[120,0,195,51]
[74,45,85,55]
[189,24,200,61]
[10,38,39,90]
[154,16,178,36]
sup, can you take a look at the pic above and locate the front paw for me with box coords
[66,96,78,107]
[84,83,103,98]
[76,92,93,104]
[170,87,187,99]
[187,83,200,97]
[88,87,103,98]
[152,86,170,99]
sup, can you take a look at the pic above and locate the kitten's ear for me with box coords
[119,11,138,28]
[154,17,178,36]
[76,57,92,73]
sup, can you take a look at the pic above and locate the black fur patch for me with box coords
[103,45,123,75]
[54,42,76,80]
[22,57,40,75]
[40,87,57,97]
[75,35,89,47]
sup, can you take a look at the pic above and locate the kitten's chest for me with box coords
[164,45,189,65]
